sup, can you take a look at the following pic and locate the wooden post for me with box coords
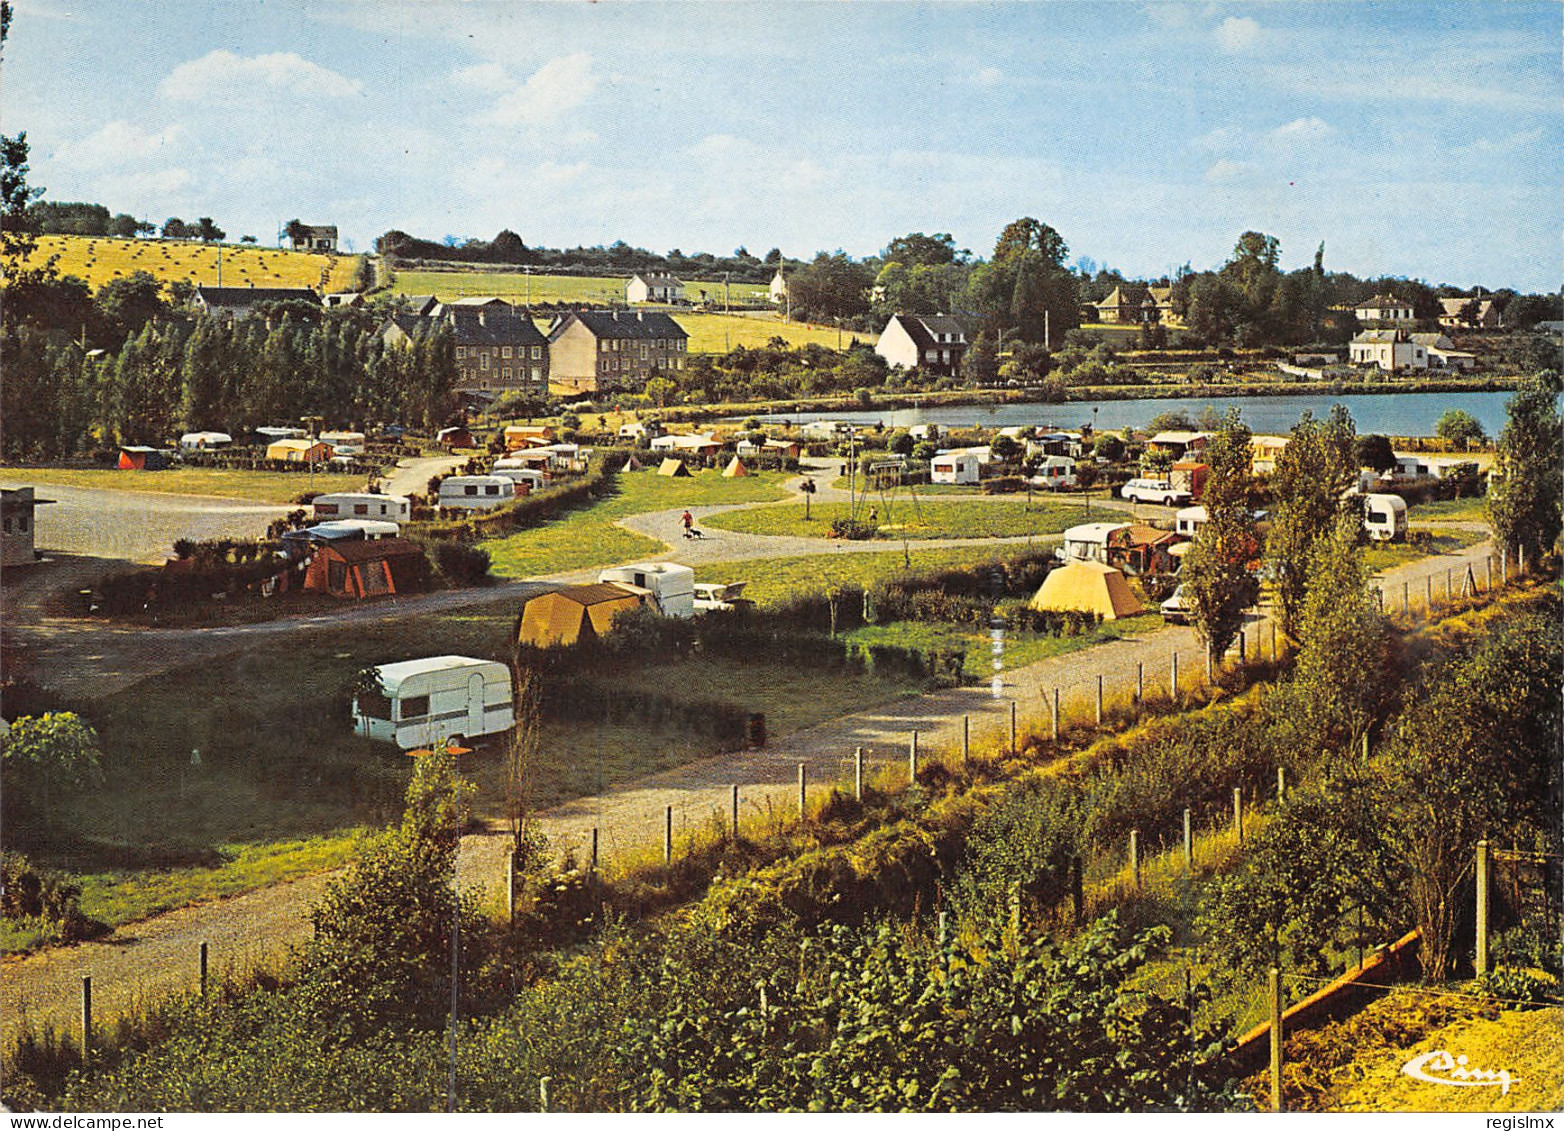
[909,732,919,784]
[1070,855,1084,923]
[855,747,864,800]
[1426,574,1433,610]
[1501,546,1508,584]
[1136,661,1144,704]
[1519,543,1527,575]
[1445,567,1452,601]
[1270,622,1277,661]
[1183,807,1193,870]
[1375,587,1383,613]
[591,827,599,873]
[81,975,92,1058]
[1095,675,1104,726]
[1486,556,1493,591]
[1475,839,1491,976]
[200,941,209,998]
[1402,579,1409,612]
[664,805,673,865]
[1233,787,1244,843]
[1129,829,1140,889]
[1171,652,1179,699]
[1051,688,1060,741]
[505,854,515,924]
[731,783,740,840]
[797,762,807,819]
[1205,648,1213,685]
[539,1076,551,1114]
[1276,766,1286,800]
[1009,702,1017,753]
[1239,630,1247,665]
[962,717,970,763]
[1269,967,1284,1113]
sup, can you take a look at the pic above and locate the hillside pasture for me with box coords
[390,268,771,307]
[19,234,361,293]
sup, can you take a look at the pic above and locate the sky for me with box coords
[3,0,1560,291]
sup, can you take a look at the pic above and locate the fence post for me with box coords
[1129,829,1140,889]
[81,975,92,1058]
[1051,689,1060,741]
[505,854,515,924]
[1095,675,1104,726]
[539,1076,551,1114]
[1475,839,1491,977]
[1402,579,1409,613]
[1171,652,1179,700]
[797,762,807,819]
[1375,587,1383,613]
[1136,661,1144,705]
[591,827,599,874]
[909,732,919,784]
[1445,567,1452,601]
[731,784,740,840]
[1205,648,1213,685]
[962,717,970,763]
[1270,621,1277,661]
[1520,543,1527,575]
[1183,807,1193,870]
[1269,967,1284,1113]
[1486,556,1493,591]
[1010,702,1017,753]
[664,805,673,866]
[1071,855,1084,923]
[1233,787,1244,843]
[200,941,209,998]
[1426,574,1433,610]
[855,747,865,800]
[1239,630,1247,666]
[1276,766,1286,800]
[1501,545,1508,584]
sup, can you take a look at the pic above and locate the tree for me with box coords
[161,217,191,239]
[992,217,1068,267]
[1,711,104,822]
[492,229,527,262]
[1354,433,1397,475]
[644,376,676,407]
[1485,377,1563,561]
[1434,408,1486,448]
[1179,409,1259,661]
[96,271,169,346]
[1265,406,1358,638]
[960,332,999,385]
[285,218,309,245]
[195,217,225,243]
[883,231,961,267]
[786,251,871,323]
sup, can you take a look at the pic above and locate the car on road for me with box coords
[1121,477,1192,506]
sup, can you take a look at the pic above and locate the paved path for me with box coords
[380,453,465,498]
[23,484,291,565]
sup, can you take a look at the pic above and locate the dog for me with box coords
[684,527,706,540]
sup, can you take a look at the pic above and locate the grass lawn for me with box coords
[679,312,864,353]
[391,268,771,307]
[842,612,1163,679]
[692,545,1046,607]
[1409,496,1489,523]
[0,466,367,505]
[482,466,789,578]
[21,234,359,292]
[703,498,1080,540]
[1364,528,1484,572]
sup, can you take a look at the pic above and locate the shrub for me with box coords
[429,541,490,585]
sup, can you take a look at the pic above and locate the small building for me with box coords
[352,656,514,750]
[1410,332,1476,370]
[179,431,233,450]
[324,292,365,308]
[1148,431,1210,459]
[267,438,332,463]
[874,314,968,376]
[1354,294,1415,324]
[768,270,789,304]
[1438,297,1501,330]
[438,475,519,510]
[517,583,646,648]
[303,536,428,600]
[1349,329,1428,372]
[2,486,53,567]
[626,273,685,304]
[1028,560,1144,620]
[193,286,320,320]
[118,445,171,470]
[617,420,665,441]
[546,310,690,396]
[290,224,338,252]
[1058,522,1132,565]
[930,450,980,485]
[1250,435,1289,475]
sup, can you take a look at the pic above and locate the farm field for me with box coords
[482,466,791,579]
[1408,496,1488,523]
[0,466,367,506]
[702,498,1081,540]
[19,234,361,293]
[390,268,770,307]
[679,311,866,353]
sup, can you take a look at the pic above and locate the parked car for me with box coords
[692,581,753,613]
[1160,585,1192,624]
[1121,477,1192,506]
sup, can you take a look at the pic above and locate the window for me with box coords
[485,484,500,495]
[317,503,338,515]
[641,344,648,359]
[456,346,466,359]
[531,346,541,359]
[480,354,490,370]
[532,367,542,380]
[354,504,369,516]
[503,368,512,380]
[502,346,512,358]
[357,689,392,720]
[465,484,478,495]
[399,694,430,719]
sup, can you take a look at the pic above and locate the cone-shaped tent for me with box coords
[1029,560,1144,620]
[624,455,643,471]
[722,456,750,478]
[657,458,691,477]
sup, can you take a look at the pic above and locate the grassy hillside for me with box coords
[18,234,361,293]
[391,267,770,307]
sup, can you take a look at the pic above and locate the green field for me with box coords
[702,498,1080,540]
[679,312,866,353]
[482,467,790,578]
[1364,528,1484,573]
[1408,496,1489,523]
[692,545,1032,606]
[842,612,1163,679]
[390,268,770,307]
[0,466,368,505]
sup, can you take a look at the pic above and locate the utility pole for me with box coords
[524,266,532,308]
[300,414,324,493]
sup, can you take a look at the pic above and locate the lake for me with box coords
[740,390,1521,438]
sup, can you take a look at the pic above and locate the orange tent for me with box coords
[1029,560,1144,620]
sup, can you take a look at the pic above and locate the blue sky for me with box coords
[4,0,1559,290]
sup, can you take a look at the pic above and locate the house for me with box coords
[324,292,365,308]
[1058,522,1132,565]
[351,656,514,750]
[290,224,338,252]
[403,295,440,316]
[1354,294,1415,324]
[1250,435,1289,474]
[382,301,550,399]
[517,583,647,648]
[546,310,690,396]
[908,423,944,442]
[874,314,968,376]
[1410,332,1476,370]
[768,270,789,304]
[626,274,685,304]
[1028,560,1144,620]
[2,486,53,567]
[302,536,428,600]
[266,438,331,462]
[1092,284,1178,325]
[1148,431,1210,459]
[617,420,665,441]
[117,445,171,470]
[1106,524,1185,576]
[1349,329,1428,372]
[930,450,981,485]
[193,286,319,320]
[1438,297,1501,330]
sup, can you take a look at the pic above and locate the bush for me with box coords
[830,517,877,540]
[429,541,490,585]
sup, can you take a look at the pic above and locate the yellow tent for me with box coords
[722,456,749,478]
[1029,560,1144,620]
[657,458,690,477]
[518,583,645,647]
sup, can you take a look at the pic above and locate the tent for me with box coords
[657,458,690,477]
[118,446,170,470]
[437,426,476,448]
[267,438,332,462]
[624,455,643,471]
[1029,560,1144,620]
[722,456,750,478]
[303,537,428,599]
[517,583,645,647]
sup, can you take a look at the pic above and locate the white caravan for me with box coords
[353,656,514,750]
[1361,493,1408,542]
[312,493,412,523]
[439,475,519,511]
[598,562,696,618]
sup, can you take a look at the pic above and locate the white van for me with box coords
[352,656,515,750]
[1029,456,1077,490]
[312,493,412,524]
[1361,493,1408,542]
[598,562,696,618]
[439,475,519,511]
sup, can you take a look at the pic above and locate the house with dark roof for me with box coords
[874,314,968,376]
[626,274,685,304]
[1438,297,1501,330]
[1092,284,1179,326]
[290,224,338,252]
[380,299,550,398]
[403,294,440,316]
[192,285,320,320]
[546,310,690,396]
[1354,294,1415,324]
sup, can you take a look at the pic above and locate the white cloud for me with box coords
[1269,116,1333,144]
[100,167,194,196]
[52,121,184,170]
[1145,4,1193,30]
[971,66,1005,87]
[1191,125,1247,154]
[1214,16,1262,53]
[490,53,597,127]
[452,63,511,94]
[159,50,362,102]
[1204,159,1251,182]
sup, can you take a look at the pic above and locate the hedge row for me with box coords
[410,455,625,543]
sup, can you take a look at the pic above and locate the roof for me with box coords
[1109,523,1183,548]
[373,654,503,693]
[405,295,439,315]
[268,438,326,451]
[196,286,318,307]
[320,536,425,563]
[295,224,337,239]
[549,310,689,342]
[1,486,54,510]
[1064,522,1132,542]
[1356,294,1410,309]
[553,582,647,607]
[886,313,967,349]
[1352,329,1405,343]
[631,273,683,287]
[447,307,548,347]
[1149,431,1210,445]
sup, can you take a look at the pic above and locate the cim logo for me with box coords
[1401,1049,1518,1096]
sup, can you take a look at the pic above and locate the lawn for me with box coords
[21,234,360,292]
[702,498,1081,540]
[482,466,789,578]
[1364,528,1485,573]
[1408,496,1489,523]
[693,545,1042,607]
[842,612,1163,680]
[0,466,367,505]
[679,312,865,353]
[391,268,771,307]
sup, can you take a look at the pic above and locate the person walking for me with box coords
[681,509,694,539]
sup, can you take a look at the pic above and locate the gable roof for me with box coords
[196,285,318,307]
[295,224,337,239]
[631,273,682,287]
[1352,329,1405,343]
[446,307,548,347]
[887,313,966,349]
[549,310,689,342]
[1355,293,1410,310]
[320,536,425,564]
